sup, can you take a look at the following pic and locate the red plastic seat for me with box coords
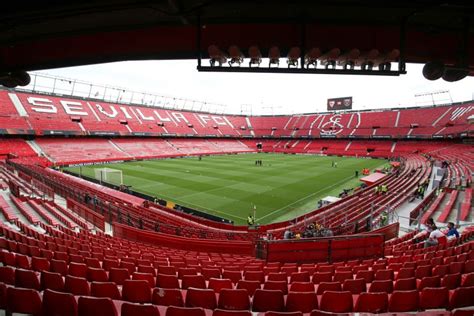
[419,287,449,310]
[158,265,177,276]
[289,282,315,292]
[202,268,221,280]
[132,272,156,287]
[0,266,15,285]
[237,279,261,296]
[264,280,288,294]
[394,277,417,291]
[166,306,206,316]
[388,290,419,312]
[320,291,353,313]
[316,281,342,295]
[290,271,310,283]
[375,269,394,281]
[157,273,180,289]
[433,264,450,277]
[449,286,474,309]
[218,288,250,310]
[31,256,50,272]
[0,282,6,310]
[449,262,464,274]
[244,270,265,283]
[415,265,432,279]
[369,279,393,293]
[182,274,206,289]
[252,289,285,312]
[137,265,156,276]
[91,281,121,299]
[462,272,474,287]
[441,273,462,289]
[87,267,108,282]
[122,279,152,303]
[51,259,68,276]
[223,270,242,284]
[333,271,353,282]
[109,267,130,285]
[354,292,388,313]
[15,253,30,269]
[153,287,184,307]
[121,302,160,316]
[68,262,88,278]
[65,275,90,296]
[208,277,233,293]
[186,287,217,309]
[267,272,287,282]
[355,270,374,283]
[102,258,120,271]
[396,267,415,280]
[6,287,42,316]
[266,312,303,316]
[42,289,78,316]
[213,309,252,316]
[78,296,117,316]
[342,278,366,294]
[312,272,333,284]
[41,270,65,291]
[417,276,441,290]
[85,257,102,269]
[286,291,318,313]
[15,268,41,290]
[178,267,197,279]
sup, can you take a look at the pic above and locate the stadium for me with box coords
[0,1,473,315]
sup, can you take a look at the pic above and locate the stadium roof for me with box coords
[1,0,474,74]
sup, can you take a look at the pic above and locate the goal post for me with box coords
[94,168,123,185]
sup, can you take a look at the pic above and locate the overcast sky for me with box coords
[34,60,474,115]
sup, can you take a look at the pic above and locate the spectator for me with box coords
[446,222,459,240]
[284,229,292,240]
[424,225,446,248]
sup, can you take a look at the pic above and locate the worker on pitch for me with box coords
[247,214,255,226]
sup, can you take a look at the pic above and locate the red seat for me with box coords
[266,312,303,316]
[449,286,474,309]
[415,265,432,279]
[316,281,342,295]
[394,277,417,291]
[396,267,415,280]
[202,268,221,280]
[132,272,156,287]
[15,268,41,290]
[0,266,15,285]
[417,276,441,290]
[419,287,449,310]
[433,264,450,277]
[354,292,388,313]
[449,262,464,274]
[237,280,261,296]
[85,257,102,269]
[182,274,206,289]
[152,287,184,307]
[31,256,50,272]
[15,253,30,269]
[462,272,474,287]
[51,259,68,276]
[208,278,233,293]
[223,270,242,284]
[65,275,90,296]
[252,289,285,312]
[289,282,315,292]
[0,282,6,310]
[375,269,394,281]
[91,281,121,299]
[319,291,353,313]
[333,271,353,282]
[369,279,393,293]
[120,261,136,274]
[121,302,160,316]
[68,262,88,278]
[41,271,65,291]
[186,287,217,309]
[87,267,108,282]
[312,272,333,284]
[166,306,206,316]
[342,278,366,294]
[109,267,130,285]
[286,291,318,313]
[122,279,152,303]
[355,270,374,283]
[267,272,287,282]
[102,258,120,271]
[264,280,288,294]
[42,289,78,316]
[464,260,474,273]
[244,270,265,283]
[290,271,310,283]
[441,273,462,289]
[388,290,419,312]
[138,265,156,276]
[218,288,250,310]
[6,287,42,316]
[78,296,117,316]
[213,309,251,316]
[178,267,197,279]
[157,273,180,289]
[158,265,176,276]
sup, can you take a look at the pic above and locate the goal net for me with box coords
[94,168,123,185]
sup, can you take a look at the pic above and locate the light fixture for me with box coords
[268,46,280,68]
[304,48,321,68]
[208,45,227,67]
[228,45,244,67]
[248,46,262,67]
[287,47,301,68]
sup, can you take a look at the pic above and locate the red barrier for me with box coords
[113,222,254,255]
[67,198,105,231]
[363,222,399,241]
[257,234,384,263]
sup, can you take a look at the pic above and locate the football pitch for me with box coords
[65,153,387,225]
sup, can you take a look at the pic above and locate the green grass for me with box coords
[64,153,387,225]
